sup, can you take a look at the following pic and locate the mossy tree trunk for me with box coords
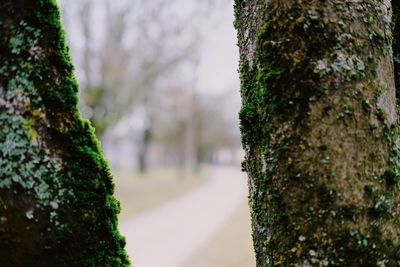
[394,0,400,94]
[235,0,400,266]
[0,1,129,266]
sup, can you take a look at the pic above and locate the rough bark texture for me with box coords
[0,1,130,266]
[394,0,400,95]
[235,0,400,266]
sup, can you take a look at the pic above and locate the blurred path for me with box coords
[119,166,248,267]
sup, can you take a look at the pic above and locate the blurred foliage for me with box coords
[58,0,241,170]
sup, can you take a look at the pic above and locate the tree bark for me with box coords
[235,0,400,266]
[0,1,129,266]
[394,0,400,95]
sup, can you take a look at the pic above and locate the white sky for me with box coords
[58,0,240,97]
[196,2,240,96]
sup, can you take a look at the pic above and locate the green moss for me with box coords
[0,0,129,266]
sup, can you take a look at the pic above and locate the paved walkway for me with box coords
[119,166,248,267]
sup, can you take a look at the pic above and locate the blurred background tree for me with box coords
[58,0,242,173]
[55,2,255,266]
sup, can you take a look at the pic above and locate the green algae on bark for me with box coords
[235,0,400,266]
[0,1,130,266]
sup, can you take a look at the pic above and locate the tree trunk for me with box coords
[394,0,400,95]
[138,127,151,173]
[0,1,129,266]
[235,0,400,266]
